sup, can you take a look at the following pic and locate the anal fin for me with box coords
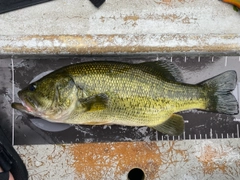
[151,114,184,136]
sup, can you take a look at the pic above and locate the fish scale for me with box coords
[66,62,207,122]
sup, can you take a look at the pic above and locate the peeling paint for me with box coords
[69,142,162,179]
[14,139,240,180]
[197,145,228,174]
[0,34,240,55]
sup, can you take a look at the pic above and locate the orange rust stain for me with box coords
[154,0,193,5]
[157,13,197,24]
[197,145,228,175]
[154,0,171,5]
[123,15,139,27]
[182,17,191,24]
[166,141,189,159]
[159,141,189,171]
[123,15,139,22]
[69,142,162,179]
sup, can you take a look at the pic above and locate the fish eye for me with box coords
[29,83,37,91]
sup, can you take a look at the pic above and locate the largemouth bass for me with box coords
[12,61,239,135]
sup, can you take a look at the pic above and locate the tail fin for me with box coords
[200,70,239,115]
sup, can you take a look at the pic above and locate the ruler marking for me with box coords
[156,131,158,141]
[225,56,228,67]
[11,57,15,146]
[237,83,240,106]
[210,128,212,139]
[237,124,239,138]
[212,56,214,62]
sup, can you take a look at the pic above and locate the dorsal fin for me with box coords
[136,60,183,82]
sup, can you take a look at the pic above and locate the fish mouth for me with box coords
[11,93,37,114]
[11,102,32,113]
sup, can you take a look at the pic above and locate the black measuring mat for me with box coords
[0,0,52,14]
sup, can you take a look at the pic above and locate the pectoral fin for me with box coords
[79,93,109,111]
[151,114,184,136]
